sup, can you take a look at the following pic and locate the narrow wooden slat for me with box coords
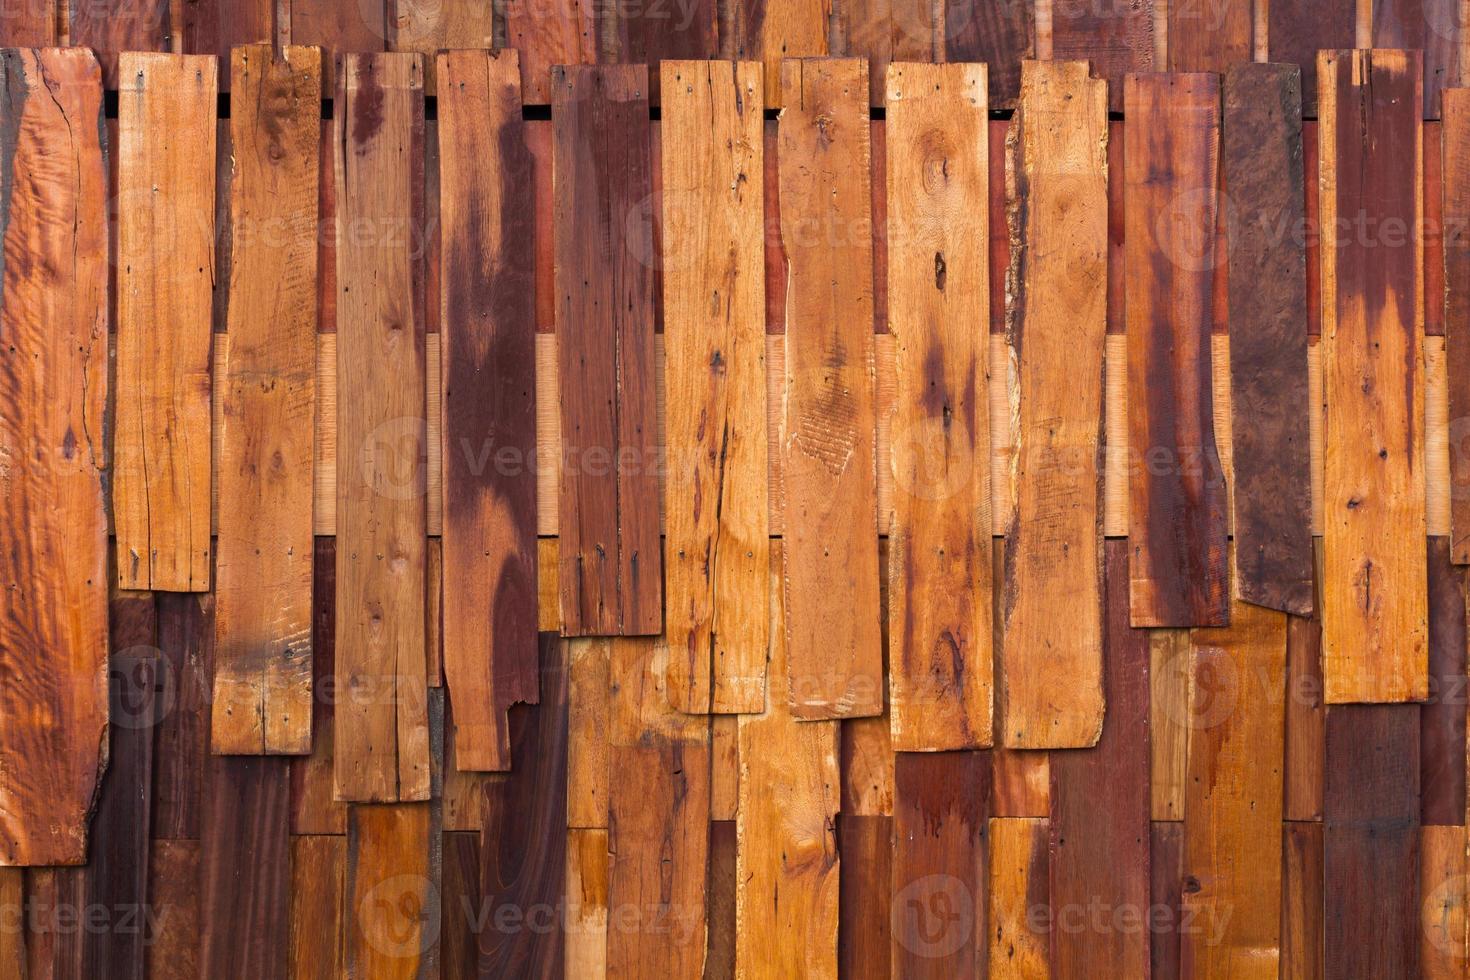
[1125,71,1228,628]
[567,637,610,829]
[145,840,201,980]
[0,47,108,868]
[1422,823,1469,975]
[179,0,274,86]
[1049,540,1150,977]
[830,0,935,106]
[334,52,431,802]
[346,803,437,980]
[67,0,168,87]
[436,49,540,771]
[153,594,212,840]
[1282,822,1325,980]
[1323,705,1421,979]
[290,539,346,834]
[1182,598,1289,975]
[838,814,892,980]
[1319,49,1428,703]
[553,64,663,638]
[737,541,840,977]
[289,835,345,980]
[442,831,481,980]
[1224,62,1316,616]
[1150,629,1189,821]
[213,43,320,755]
[1285,605,1326,821]
[1423,537,1467,825]
[779,58,882,720]
[705,820,737,980]
[1444,89,1470,562]
[729,0,831,107]
[1150,821,1184,979]
[842,715,894,817]
[598,0,716,103]
[662,60,769,715]
[987,817,1048,978]
[1167,0,1251,71]
[1002,59,1107,749]
[1267,1,1355,115]
[1050,0,1155,111]
[566,827,609,979]
[0,869,20,977]
[115,53,217,593]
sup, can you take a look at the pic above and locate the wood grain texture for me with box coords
[213,44,320,756]
[334,52,431,802]
[388,0,494,94]
[1224,63,1316,616]
[1267,0,1355,116]
[345,803,437,980]
[1319,49,1428,703]
[737,541,840,979]
[179,0,274,85]
[1285,605,1326,822]
[153,594,212,841]
[729,0,832,107]
[502,0,593,103]
[1167,0,1251,72]
[883,62,992,750]
[289,835,346,980]
[115,53,217,593]
[0,47,108,868]
[0,0,55,46]
[1182,598,1289,977]
[553,64,663,638]
[1150,628,1189,821]
[146,839,201,980]
[1423,537,1467,825]
[834,0,933,105]
[566,826,608,978]
[838,814,892,980]
[1282,821,1324,980]
[599,0,716,103]
[1125,72,1228,628]
[1373,0,1463,118]
[779,58,882,720]
[289,0,387,60]
[437,49,540,771]
[67,0,169,87]
[1001,59,1107,749]
[1050,0,1154,111]
[988,817,1048,978]
[1421,823,1469,975]
[1445,89,1470,561]
[1323,705,1421,979]
[1150,820,1184,980]
[662,60,769,716]
[1048,539,1150,978]
[944,0,1032,108]
[291,539,347,834]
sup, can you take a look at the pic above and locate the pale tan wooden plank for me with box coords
[1150,628,1189,821]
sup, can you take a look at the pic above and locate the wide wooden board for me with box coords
[67,0,170,87]
[345,803,437,980]
[289,835,346,980]
[1050,0,1155,111]
[729,0,831,107]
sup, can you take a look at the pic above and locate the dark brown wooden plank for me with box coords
[1423,537,1467,826]
[0,47,109,869]
[706,819,738,980]
[1373,0,1462,118]
[153,594,212,841]
[480,634,567,977]
[1444,89,1470,562]
[552,64,663,638]
[1168,0,1251,72]
[892,751,991,977]
[839,814,892,980]
[24,866,88,978]
[1150,821,1184,980]
[179,0,274,88]
[944,0,1032,108]
[442,831,481,980]
[1267,0,1355,117]
[146,839,201,980]
[1049,539,1151,977]
[1224,62,1315,616]
[1125,72,1228,627]
[1283,821,1325,980]
[597,0,716,104]
[291,538,347,835]
[1051,0,1155,111]
[1323,705,1421,979]
[1285,607,1326,822]
[67,0,169,88]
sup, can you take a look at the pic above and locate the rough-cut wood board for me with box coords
[1050,0,1154,111]
[662,60,770,716]
[1167,0,1250,71]
[567,637,610,829]
[828,0,933,106]
[838,814,892,980]
[0,47,109,868]
[1049,540,1150,978]
[1182,599,1289,976]
[944,0,1032,108]
[891,751,991,977]
[441,831,480,980]
[1150,628,1189,821]
[436,49,540,771]
[346,803,437,979]
[67,0,169,87]
[1445,89,1470,561]
[213,43,319,756]
[114,52,217,593]
[23,866,88,976]
[883,61,992,750]
[988,817,1048,978]
[153,594,212,841]
[146,839,201,980]
[501,0,593,104]
[1372,0,1462,118]
[737,541,840,978]
[599,0,717,103]
[289,835,345,980]
[779,58,882,720]
[199,758,291,979]
[1267,0,1355,116]
[1002,59,1107,750]
[1422,823,1469,975]
[289,0,387,64]
[1423,537,1467,825]
[1224,62,1316,616]
[1285,603,1326,822]
[290,539,346,834]
[1150,820,1184,979]
[1323,704,1421,979]
[1319,48,1428,704]
[728,0,831,107]
[179,0,274,86]
[334,52,431,803]
[1125,71,1228,628]
[0,0,55,46]
[1282,821,1324,980]
[566,826,608,979]
[553,64,663,638]
[481,634,567,977]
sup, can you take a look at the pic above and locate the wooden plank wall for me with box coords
[0,3,1465,977]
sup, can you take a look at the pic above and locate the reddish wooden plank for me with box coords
[67,1,168,88]
[1423,537,1467,826]
[1125,72,1228,628]
[289,0,387,60]
[0,47,109,868]
[830,0,936,105]
[1051,0,1155,111]
[944,0,1032,108]
[1282,822,1325,980]
[1285,607,1326,822]
[1373,0,1462,118]
[1444,89,1470,561]
[1323,705,1421,979]
[146,839,201,980]
[179,0,274,88]
[1150,821,1184,980]
[502,0,593,104]
[438,49,539,770]
[838,814,892,980]
[153,594,212,840]
[442,831,481,980]
[291,538,347,834]
[598,0,716,103]
[1267,0,1355,116]
[288,835,346,980]
[1168,0,1251,72]
[0,0,56,46]
[553,64,663,638]
[706,819,738,980]
[1427,121,1446,338]
[1224,63,1315,616]
[1049,539,1151,977]
[23,866,88,978]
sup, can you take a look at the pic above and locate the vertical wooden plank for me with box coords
[213,43,320,755]
[199,758,291,979]
[334,51,431,802]
[729,0,831,107]
[0,0,55,46]
[388,0,494,94]
[441,831,481,980]
[1167,0,1251,71]
[24,866,88,978]
[706,819,738,980]
[0,47,108,868]
[1422,823,1469,975]
[944,0,1033,108]
[153,594,211,840]
[662,59,769,715]
[779,58,882,720]
[1050,0,1155,111]
[1444,89,1470,562]
[987,817,1048,978]
[1150,821,1184,980]
[1150,629,1190,821]
[736,541,840,978]
[289,0,387,61]
[599,0,717,104]
[1373,0,1462,117]
[480,635,567,978]
[1285,607,1326,821]
[1282,822,1325,980]
[145,839,201,980]
[1319,49,1428,704]
[179,0,274,84]
[553,64,663,638]
[1125,71,1228,628]
[1267,1,1355,115]
[1002,59,1107,749]
[1423,538,1467,825]
[1224,63,1315,616]
[566,827,609,979]
[567,637,610,829]
[501,0,593,104]
[115,53,217,593]
[884,61,992,749]
[838,814,892,980]
[1181,599,1289,975]
[291,538,348,834]
[1049,540,1151,978]
[0,868,20,977]
[1323,705,1421,979]
[437,49,539,770]
[289,835,346,980]
[346,803,436,980]
[67,1,170,88]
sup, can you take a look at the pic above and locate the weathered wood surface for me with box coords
[1285,603,1326,822]
[334,52,431,803]
[1282,821,1324,980]
[179,0,274,84]
[662,60,769,715]
[1167,0,1251,72]
[553,64,663,638]
[0,47,109,868]
[1444,89,1470,562]
[388,0,494,94]
[1150,820,1184,979]
[1002,59,1107,749]
[1319,49,1428,704]
[598,0,717,103]
[213,43,320,756]
[154,594,212,840]
[66,0,169,87]
[838,814,891,980]
[292,539,347,834]
[1422,823,1470,975]
[1373,0,1462,118]
[289,835,345,980]
[1267,0,1356,115]
[146,839,201,980]
[1050,0,1154,111]
[1423,537,1466,825]
[0,0,56,46]
[437,49,540,770]
[944,0,1032,108]
[779,58,882,720]
[1125,71,1228,628]
[728,0,831,107]
[502,0,593,104]
[115,52,217,593]
[1224,63,1315,616]
[987,817,1048,977]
